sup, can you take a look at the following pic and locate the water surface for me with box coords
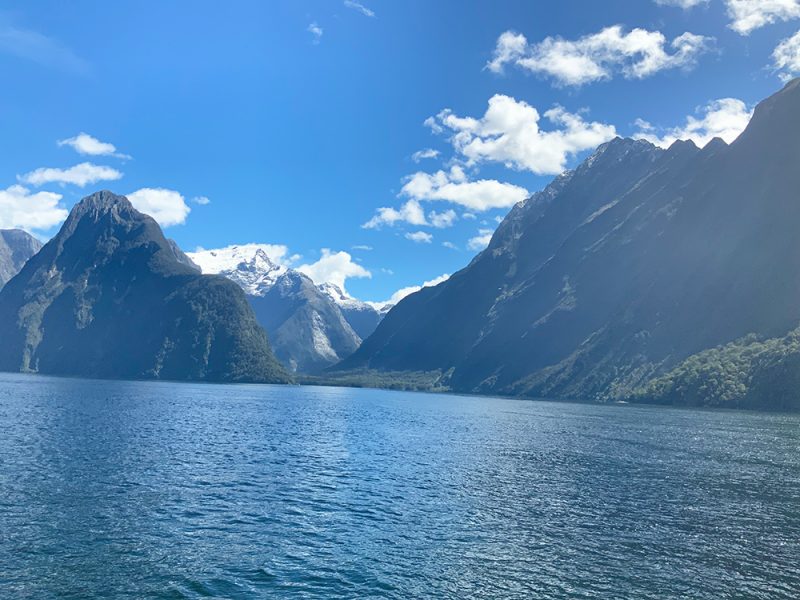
[0,373,798,598]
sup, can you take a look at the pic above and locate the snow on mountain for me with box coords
[187,244,287,296]
[188,243,388,347]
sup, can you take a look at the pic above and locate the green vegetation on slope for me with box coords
[628,329,800,411]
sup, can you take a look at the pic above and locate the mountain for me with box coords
[188,245,287,295]
[250,272,361,372]
[318,282,384,340]
[338,78,800,409]
[188,245,372,372]
[0,191,289,383]
[0,229,42,289]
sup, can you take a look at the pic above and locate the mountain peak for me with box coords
[187,244,288,296]
[72,190,133,215]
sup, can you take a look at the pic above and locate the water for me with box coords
[0,373,799,599]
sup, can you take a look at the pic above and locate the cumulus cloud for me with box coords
[411,148,440,162]
[430,95,617,175]
[487,26,712,86]
[191,195,211,205]
[0,185,68,232]
[308,22,323,43]
[654,0,708,7]
[19,162,123,188]
[726,0,800,35]
[428,209,457,228]
[773,30,800,81]
[126,188,191,227]
[442,241,458,250]
[363,197,461,229]
[405,230,433,243]
[344,0,375,17]
[363,198,428,229]
[468,228,495,251]
[57,132,130,159]
[297,249,371,292]
[399,165,530,211]
[634,98,753,148]
[372,273,451,308]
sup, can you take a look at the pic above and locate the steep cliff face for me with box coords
[248,272,361,373]
[0,229,42,289]
[0,191,289,383]
[339,79,800,407]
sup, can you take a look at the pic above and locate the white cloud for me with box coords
[191,195,211,205]
[462,212,477,220]
[127,188,191,227]
[654,0,708,7]
[399,166,529,211]
[468,228,495,251]
[371,273,450,308]
[634,98,753,148]
[430,95,617,175]
[363,198,428,229]
[19,162,123,187]
[57,132,130,159]
[297,249,371,293]
[442,241,458,250]
[0,185,68,232]
[344,0,375,17]
[352,244,373,251]
[726,0,800,35]
[773,30,800,81]
[308,22,323,43]
[411,148,440,162]
[405,230,433,243]
[428,209,457,228]
[487,26,712,86]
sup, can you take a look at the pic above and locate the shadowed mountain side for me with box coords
[0,191,289,383]
[336,78,800,408]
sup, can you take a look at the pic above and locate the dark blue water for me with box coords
[0,373,799,598]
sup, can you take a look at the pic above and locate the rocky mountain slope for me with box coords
[318,282,384,340]
[338,78,800,409]
[0,230,42,289]
[188,245,382,372]
[0,191,288,383]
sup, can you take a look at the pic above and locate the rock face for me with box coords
[318,282,384,340]
[188,245,376,372]
[0,230,42,289]
[0,191,289,383]
[339,78,800,408]
[250,272,361,373]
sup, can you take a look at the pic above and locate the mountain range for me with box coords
[337,78,800,410]
[188,245,384,372]
[2,80,799,409]
[0,191,288,383]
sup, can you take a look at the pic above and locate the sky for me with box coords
[1,0,799,303]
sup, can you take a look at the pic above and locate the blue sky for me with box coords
[1,0,799,302]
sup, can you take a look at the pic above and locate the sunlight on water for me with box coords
[0,373,799,598]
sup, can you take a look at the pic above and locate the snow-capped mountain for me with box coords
[186,244,384,372]
[318,282,385,340]
[187,244,287,296]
